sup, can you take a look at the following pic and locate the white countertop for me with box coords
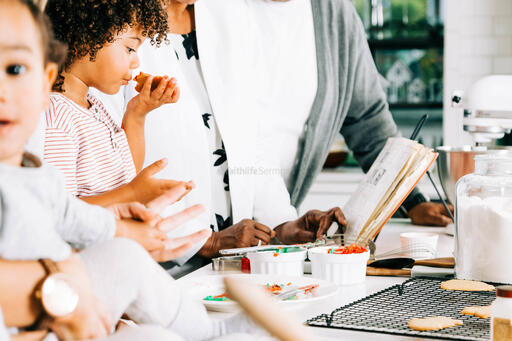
[178,219,454,340]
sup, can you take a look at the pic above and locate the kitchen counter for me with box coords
[178,219,454,340]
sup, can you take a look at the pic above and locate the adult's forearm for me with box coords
[0,260,46,327]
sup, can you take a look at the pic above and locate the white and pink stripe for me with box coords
[44,93,136,197]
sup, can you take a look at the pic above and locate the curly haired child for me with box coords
[43,0,187,207]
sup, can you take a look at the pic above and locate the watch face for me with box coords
[42,273,79,317]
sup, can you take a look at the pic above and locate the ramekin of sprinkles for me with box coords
[309,245,370,285]
[246,246,307,276]
[327,244,368,254]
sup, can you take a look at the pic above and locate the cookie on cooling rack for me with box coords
[408,316,463,331]
[461,306,491,319]
[440,279,495,292]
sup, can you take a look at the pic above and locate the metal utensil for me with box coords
[408,114,455,222]
[212,255,244,271]
[366,265,454,278]
[219,239,332,256]
[219,245,280,256]
[436,146,512,204]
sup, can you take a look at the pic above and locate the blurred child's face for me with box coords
[83,28,143,95]
[0,1,57,166]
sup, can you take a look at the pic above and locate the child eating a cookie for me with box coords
[43,0,186,207]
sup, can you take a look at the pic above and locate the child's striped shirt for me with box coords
[44,93,136,197]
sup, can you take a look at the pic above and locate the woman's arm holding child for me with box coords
[0,255,112,340]
[123,75,180,172]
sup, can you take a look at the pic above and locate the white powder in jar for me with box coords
[456,196,512,284]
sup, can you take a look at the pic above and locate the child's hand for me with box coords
[125,74,180,118]
[126,158,193,205]
[146,188,210,261]
[150,228,211,262]
[113,184,208,262]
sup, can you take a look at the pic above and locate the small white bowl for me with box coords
[308,246,370,285]
[246,247,307,276]
[399,232,438,259]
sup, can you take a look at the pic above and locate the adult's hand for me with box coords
[408,202,454,226]
[46,255,113,340]
[198,219,275,259]
[274,207,346,244]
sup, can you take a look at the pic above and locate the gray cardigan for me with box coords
[288,0,422,209]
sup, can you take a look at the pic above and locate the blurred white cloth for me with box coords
[81,238,268,341]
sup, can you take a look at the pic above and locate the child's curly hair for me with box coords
[45,0,168,91]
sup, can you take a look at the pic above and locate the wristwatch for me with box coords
[35,259,79,317]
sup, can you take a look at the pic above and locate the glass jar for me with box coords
[491,286,512,341]
[455,154,512,284]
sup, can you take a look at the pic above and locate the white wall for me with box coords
[444,0,512,146]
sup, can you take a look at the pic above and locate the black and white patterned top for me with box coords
[170,31,232,232]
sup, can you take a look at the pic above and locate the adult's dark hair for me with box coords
[45,0,168,91]
[4,0,67,66]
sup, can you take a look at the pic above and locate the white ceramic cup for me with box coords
[399,232,439,259]
[246,248,307,276]
[308,246,370,285]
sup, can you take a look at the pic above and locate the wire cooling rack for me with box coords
[306,277,496,340]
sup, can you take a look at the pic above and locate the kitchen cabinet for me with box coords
[344,0,446,150]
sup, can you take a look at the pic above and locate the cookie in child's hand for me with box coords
[133,72,164,92]
[408,316,463,331]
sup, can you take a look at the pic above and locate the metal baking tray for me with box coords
[306,277,496,340]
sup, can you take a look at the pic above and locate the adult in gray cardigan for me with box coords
[252,0,453,228]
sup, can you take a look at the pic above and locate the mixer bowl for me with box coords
[436,146,512,204]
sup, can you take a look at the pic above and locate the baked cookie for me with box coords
[440,279,495,291]
[408,316,463,331]
[133,72,164,92]
[461,306,491,319]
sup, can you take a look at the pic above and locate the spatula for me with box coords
[368,257,454,269]
[366,265,454,278]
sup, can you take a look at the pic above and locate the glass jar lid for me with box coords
[497,285,512,298]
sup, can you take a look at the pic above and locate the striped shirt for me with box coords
[44,93,136,197]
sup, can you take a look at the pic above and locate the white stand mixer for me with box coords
[453,75,512,145]
[437,75,512,205]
